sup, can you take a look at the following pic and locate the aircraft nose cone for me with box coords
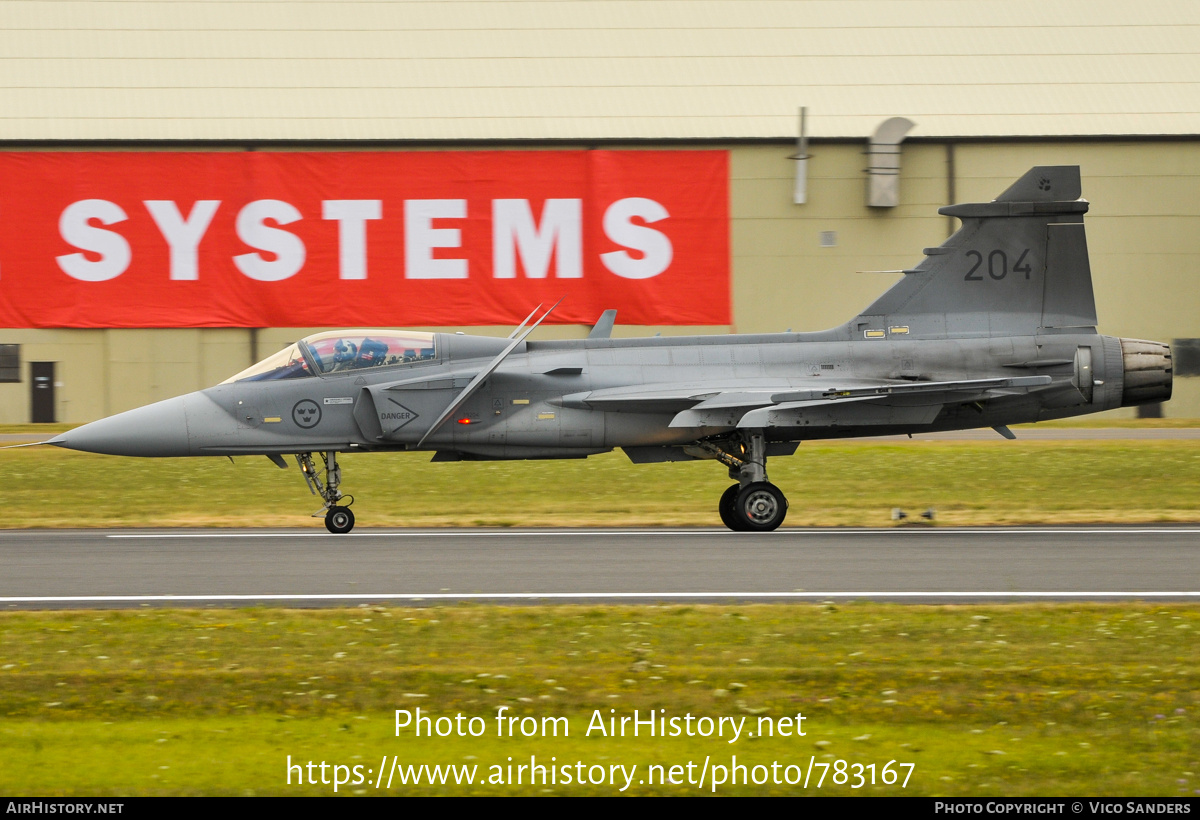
[51,394,194,457]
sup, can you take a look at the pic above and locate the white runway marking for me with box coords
[2,591,1197,604]
[105,527,1200,539]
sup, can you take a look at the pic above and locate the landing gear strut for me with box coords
[705,431,789,532]
[297,451,356,534]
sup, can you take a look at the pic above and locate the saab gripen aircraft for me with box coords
[43,166,1173,532]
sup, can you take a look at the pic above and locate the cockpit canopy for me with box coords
[222,330,437,383]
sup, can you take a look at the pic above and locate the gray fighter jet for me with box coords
[46,166,1173,532]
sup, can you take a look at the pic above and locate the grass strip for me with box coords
[1,604,1195,796]
[5,439,1200,528]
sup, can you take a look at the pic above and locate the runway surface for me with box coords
[1,526,1197,608]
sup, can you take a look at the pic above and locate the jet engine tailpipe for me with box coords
[1119,338,1172,407]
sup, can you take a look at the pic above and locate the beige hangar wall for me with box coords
[2,140,1197,424]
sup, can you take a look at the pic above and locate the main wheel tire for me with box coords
[718,483,748,531]
[325,505,355,534]
[734,482,788,532]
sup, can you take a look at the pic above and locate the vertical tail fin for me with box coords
[852,166,1097,338]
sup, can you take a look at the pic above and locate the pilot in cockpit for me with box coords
[331,339,358,371]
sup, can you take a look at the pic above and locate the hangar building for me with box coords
[2,0,1198,422]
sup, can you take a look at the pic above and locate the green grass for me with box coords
[1,604,1196,796]
[0,423,72,435]
[5,438,1200,528]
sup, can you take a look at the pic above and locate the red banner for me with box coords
[0,150,729,328]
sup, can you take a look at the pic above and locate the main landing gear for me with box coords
[707,432,789,532]
[297,451,356,534]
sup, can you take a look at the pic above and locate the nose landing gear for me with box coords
[297,451,356,534]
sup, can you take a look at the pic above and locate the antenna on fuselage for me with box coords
[507,303,545,340]
[418,298,564,448]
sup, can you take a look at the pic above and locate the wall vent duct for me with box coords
[866,117,914,208]
[789,106,811,204]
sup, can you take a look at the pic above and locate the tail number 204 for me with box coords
[964,248,1032,281]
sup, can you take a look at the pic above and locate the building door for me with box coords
[31,362,55,423]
